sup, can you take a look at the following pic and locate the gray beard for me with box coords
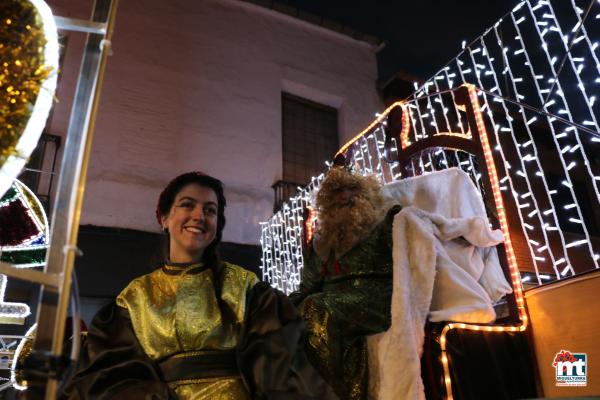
[313,202,382,260]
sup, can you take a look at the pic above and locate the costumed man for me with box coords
[290,160,399,400]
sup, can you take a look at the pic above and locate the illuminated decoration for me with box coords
[0,0,59,198]
[10,323,36,391]
[409,0,600,284]
[0,180,49,324]
[261,182,325,294]
[436,85,529,400]
[261,0,600,295]
[304,206,317,245]
[399,104,411,149]
[0,180,49,267]
[260,1,600,398]
[337,101,402,157]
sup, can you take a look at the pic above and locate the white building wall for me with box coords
[47,0,382,244]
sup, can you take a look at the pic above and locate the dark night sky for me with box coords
[279,0,522,83]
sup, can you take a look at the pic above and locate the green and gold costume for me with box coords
[117,262,257,399]
[67,262,337,400]
[292,207,399,400]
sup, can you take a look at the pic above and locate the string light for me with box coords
[261,1,600,395]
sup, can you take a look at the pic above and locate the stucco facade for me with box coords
[46,0,382,245]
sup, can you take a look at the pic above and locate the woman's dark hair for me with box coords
[156,172,236,329]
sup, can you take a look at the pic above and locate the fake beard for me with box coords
[315,194,384,259]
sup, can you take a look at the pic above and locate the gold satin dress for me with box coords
[116,262,258,400]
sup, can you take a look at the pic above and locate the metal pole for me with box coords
[26,0,119,398]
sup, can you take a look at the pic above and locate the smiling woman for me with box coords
[160,184,219,262]
[64,172,337,400]
[157,174,223,264]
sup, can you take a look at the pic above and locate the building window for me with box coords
[274,93,338,211]
[274,93,338,212]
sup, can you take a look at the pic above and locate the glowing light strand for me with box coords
[492,25,576,278]
[479,35,561,281]
[461,45,545,281]
[261,0,600,296]
[526,2,600,210]
[513,6,599,270]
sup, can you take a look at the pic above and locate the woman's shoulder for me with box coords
[116,269,163,308]
[222,262,259,285]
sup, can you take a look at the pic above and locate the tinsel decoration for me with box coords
[0,274,30,324]
[0,180,48,327]
[12,330,33,389]
[0,0,52,167]
[0,180,48,267]
[11,323,36,390]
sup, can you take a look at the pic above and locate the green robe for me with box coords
[292,207,399,400]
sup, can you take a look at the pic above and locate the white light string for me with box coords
[261,0,600,293]
[491,25,575,279]
[525,1,600,208]
[513,4,599,270]
[469,37,552,283]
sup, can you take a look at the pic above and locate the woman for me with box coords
[66,172,336,399]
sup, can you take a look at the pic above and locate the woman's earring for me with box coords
[162,226,168,233]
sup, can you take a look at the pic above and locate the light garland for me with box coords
[399,104,411,149]
[0,275,29,325]
[0,179,49,327]
[336,102,402,157]
[304,206,316,245]
[489,25,574,281]
[464,37,547,283]
[0,0,58,198]
[9,323,36,390]
[1,180,49,267]
[408,0,600,285]
[437,85,529,400]
[260,2,600,397]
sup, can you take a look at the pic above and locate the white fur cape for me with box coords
[368,169,513,399]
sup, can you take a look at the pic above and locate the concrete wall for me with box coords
[46,0,382,244]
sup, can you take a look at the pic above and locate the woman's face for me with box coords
[161,183,219,263]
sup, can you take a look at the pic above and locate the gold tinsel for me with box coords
[0,0,52,167]
[12,325,35,388]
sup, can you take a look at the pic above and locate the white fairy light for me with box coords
[261,0,600,292]
[565,239,588,248]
